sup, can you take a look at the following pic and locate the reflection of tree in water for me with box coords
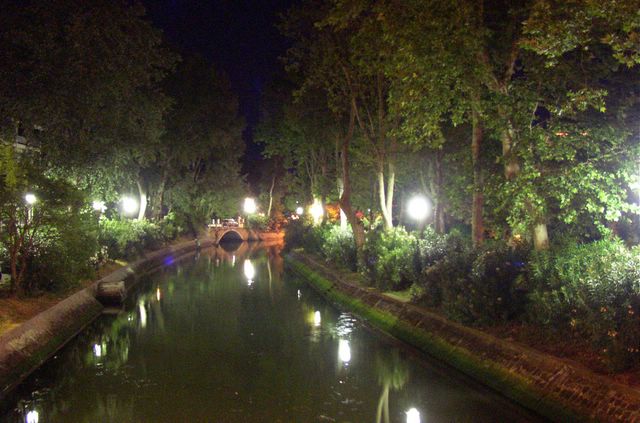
[375,350,409,423]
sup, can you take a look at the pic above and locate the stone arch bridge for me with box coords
[206,226,284,244]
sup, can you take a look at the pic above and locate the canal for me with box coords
[2,244,542,422]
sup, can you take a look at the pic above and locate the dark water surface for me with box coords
[2,244,543,422]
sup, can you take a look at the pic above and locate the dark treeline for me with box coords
[0,1,246,295]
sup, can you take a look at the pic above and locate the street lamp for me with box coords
[406,408,421,423]
[121,196,138,216]
[25,193,37,205]
[244,197,257,214]
[407,195,431,221]
[296,206,304,215]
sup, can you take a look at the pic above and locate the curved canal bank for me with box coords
[285,251,640,422]
[0,238,215,401]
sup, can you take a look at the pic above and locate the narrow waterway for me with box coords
[2,243,542,422]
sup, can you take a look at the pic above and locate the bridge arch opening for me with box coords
[219,230,243,244]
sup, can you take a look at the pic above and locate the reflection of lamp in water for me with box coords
[314,310,321,327]
[156,287,161,301]
[406,408,421,423]
[297,289,301,300]
[339,339,351,364]
[93,343,102,357]
[26,410,39,423]
[138,300,147,328]
[244,259,255,285]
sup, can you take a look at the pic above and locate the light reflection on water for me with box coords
[2,243,541,422]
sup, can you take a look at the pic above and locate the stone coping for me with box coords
[287,251,640,422]
[0,238,212,402]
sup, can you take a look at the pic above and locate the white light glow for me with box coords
[244,197,257,214]
[25,193,37,205]
[156,287,161,302]
[314,310,321,327]
[122,196,138,215]
[297,289,301,300]
[92,200,106,212]
[309,199,324,225]
[26,410,39,423]
[296,206,303,215]
[406,408,421,423]
[339,339,351,363]
[244,259,255,282]
[138,301,147,328]
[232,255,236,266]
[93,343,102,357]
[407,196,431,221]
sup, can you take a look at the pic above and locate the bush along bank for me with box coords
[285,220,640,372]
[285,252,640,422]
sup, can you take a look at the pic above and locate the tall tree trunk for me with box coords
[137,177,147,220]
[267,173,276,218]
[339,101,366,269]
[152,167,169,221]
[471,109,484,247]
[433,150,446,234]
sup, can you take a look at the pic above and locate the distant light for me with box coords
[314,310,321,327]
[406,408,421,423]
[26,410,39,423]
[122,196,138,215]
[156,287,161,302]
[407,196,431,221]
[297,289,301,300]
[244,259,255,281]
[296,206,304,215]
[309,199,324,224]
[244,197,257,214]
[93,343,102,357]
[25,193,37,205]
[92,200,106,212]
[339,339,351,363]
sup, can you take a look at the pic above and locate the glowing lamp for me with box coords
[296,206,304,215]
[244,197,257,214]
[26,410,39,423]
[314,310,321,327]
[309,199,324,224]
[25,193,37,205]
[406,408,421,423]
[122,196,138,215]
[407,196,431,221]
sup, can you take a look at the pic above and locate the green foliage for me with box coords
[23,211,98,292]
[321,225,357,271]
[246,214,269,230]
[363,227,419,290]
[283,219,328,256]
[98,218,164,260]
[526,239,640,370]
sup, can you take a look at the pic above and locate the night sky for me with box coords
[142,0,297,189]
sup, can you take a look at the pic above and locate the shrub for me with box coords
[23,210,99,293]
[246,214,269,230]
[98,218,163,260]
[322,225,357,271]
[526,239,640,370]
[283,219,329,256]
[363,227,419,291]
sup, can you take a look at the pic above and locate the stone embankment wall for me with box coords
[286,252,640,423]
[0,238,212,401]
